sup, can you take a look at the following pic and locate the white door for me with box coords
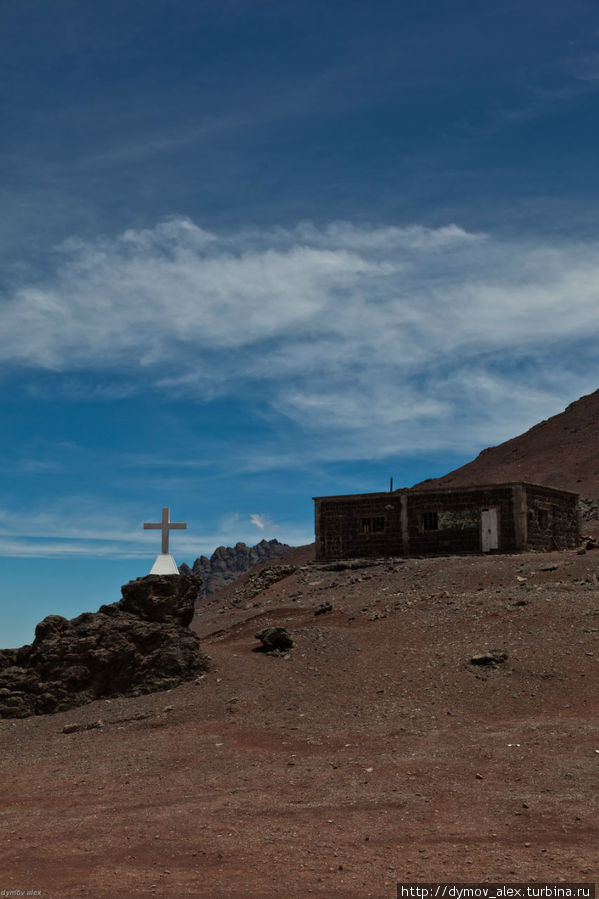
[481,508,498,552]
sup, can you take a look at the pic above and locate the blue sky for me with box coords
[2,0,599,646]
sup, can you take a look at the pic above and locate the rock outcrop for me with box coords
[0,574,209,719]
[180,538,293,599]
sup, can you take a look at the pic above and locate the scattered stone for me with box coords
[62,723,81,734]
[470,650,508,667]
[318,560,380,572]
[254,626,293,654]
[236,566,298,603]
[0,574,209,719]
[315,602,333,616]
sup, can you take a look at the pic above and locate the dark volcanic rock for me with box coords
[179,539,294,600]
[0,575,209,719]
[119,575,197,625]
[470,650,508,666]
[314,602,333,616]
[254,627,294,653]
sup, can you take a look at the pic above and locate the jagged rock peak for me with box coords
[179,538,294,600]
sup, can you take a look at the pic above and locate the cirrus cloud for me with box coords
[2,216,598,458]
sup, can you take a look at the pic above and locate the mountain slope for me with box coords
[414,388,599,501]
[3,547,599,892]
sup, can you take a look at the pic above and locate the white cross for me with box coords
[143,507,187,554]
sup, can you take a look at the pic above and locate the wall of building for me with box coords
[406,485,518,554]
[525,485,579,551]
[314,483,580,561]
[314,493,404,560]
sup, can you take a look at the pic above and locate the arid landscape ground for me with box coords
[2,539,598,897]
[3,392,599,897]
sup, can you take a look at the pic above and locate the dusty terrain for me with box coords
[1,543,598,897]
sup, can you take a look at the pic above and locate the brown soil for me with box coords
[2,544,598,897]
[415,388,599,499]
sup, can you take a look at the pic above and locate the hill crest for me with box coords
[413,388,599,501]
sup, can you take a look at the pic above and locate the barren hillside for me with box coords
[414,388,599,501]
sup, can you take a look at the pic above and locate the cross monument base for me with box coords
[150,554,180,575]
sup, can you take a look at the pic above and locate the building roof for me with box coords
[313,481,580,501]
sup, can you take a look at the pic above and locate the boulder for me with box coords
[0,574,209,719]
[118,574,198,625]
[254,626,293,653]
[315,601,333,616]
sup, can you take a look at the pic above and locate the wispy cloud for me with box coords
[250,513,277,532]
[0,497,310,561]
[2,216,598,464]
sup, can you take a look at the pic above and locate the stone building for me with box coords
[313,482,580,561]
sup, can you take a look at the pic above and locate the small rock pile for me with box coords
[0,574,209,718]
[235,565,298,602]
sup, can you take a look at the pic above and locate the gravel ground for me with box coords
[1,545,598,897]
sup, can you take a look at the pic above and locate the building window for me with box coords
[538,508,550,529]
[422,511,438,531]
[361,516,385,534]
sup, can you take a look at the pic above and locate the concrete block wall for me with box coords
[406,486,517,554]
[525,485,580,551]
[314,483,580,561]
[314,492,404,560]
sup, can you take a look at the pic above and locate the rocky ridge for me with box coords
[0,574,209,718]
[179,538,293,599]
